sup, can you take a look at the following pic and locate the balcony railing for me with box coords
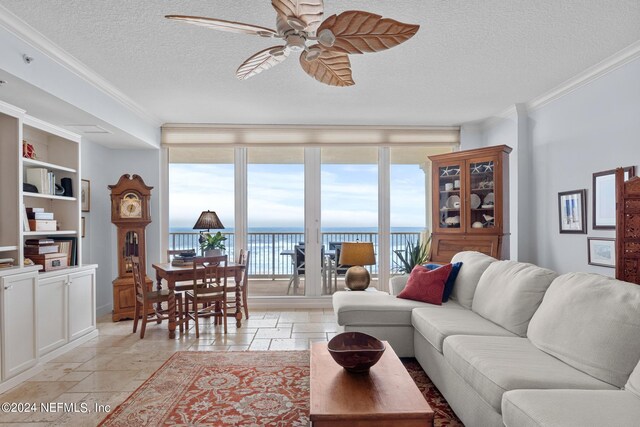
[169,231,422,278]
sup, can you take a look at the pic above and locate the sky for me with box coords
[169,163,427,230]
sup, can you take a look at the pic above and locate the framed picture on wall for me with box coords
[592,166,635,229]
[588,237,616,268]
[558,189,587,234]
[81,179,91,212]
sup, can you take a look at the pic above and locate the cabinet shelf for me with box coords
[23,193,77,201]
[23,158,76,173]
[0,246,18,252]
[470,188,494,192]
[24,230,77,236]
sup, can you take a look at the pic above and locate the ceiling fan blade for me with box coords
[317,11,419,54]
[165,15,278,38]
[237,46,290,80]
[271,0,324,32]
[299,49,354,87]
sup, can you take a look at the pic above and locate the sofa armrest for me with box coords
[389,274,409,296]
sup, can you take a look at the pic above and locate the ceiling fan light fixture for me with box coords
[305,46,322,61]
[286,34,307,51]
[286,17,307,31]
[317,29,335,47]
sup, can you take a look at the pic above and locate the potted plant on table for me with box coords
[200,231,227,257]
[394,235,432,274]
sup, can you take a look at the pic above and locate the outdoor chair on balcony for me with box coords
[330,244,353,292]
[288,244,325,295]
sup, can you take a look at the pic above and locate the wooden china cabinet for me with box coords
[429,145,512,263]
[109,174,154,321]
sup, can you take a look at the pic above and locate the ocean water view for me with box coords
[169,226,426,276]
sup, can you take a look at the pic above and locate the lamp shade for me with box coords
[339,242,376,266]
[193,210,224,230]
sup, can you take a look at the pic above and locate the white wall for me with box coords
[82,143,162,316]
[465,55,640,274]
[528,56,640,274]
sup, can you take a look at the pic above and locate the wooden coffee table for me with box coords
[310,341,434,426]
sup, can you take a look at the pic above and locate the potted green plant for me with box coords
[394,235,432,274]
[200,231,227,256]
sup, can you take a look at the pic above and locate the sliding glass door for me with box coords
[247,147,305,296]
[168,147,235,260]
[321,147,379,294]
[168,145,454,298]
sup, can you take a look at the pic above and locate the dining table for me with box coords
[151,261,246,339]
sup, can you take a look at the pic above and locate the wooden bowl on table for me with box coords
[327,332,385,373]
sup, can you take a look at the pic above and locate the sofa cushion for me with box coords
[333,291,464,327]
[625,359,640,399]
[398,264,453,305]
[502,389,640,427]
[528,272,640,387]
[424,262,463,302]
[412,307,516,353]
[471,261,557,336]
[443,335,615,413]
[449,251,496,309]
[390,274,410,296]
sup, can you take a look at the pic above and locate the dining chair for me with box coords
[226,249,251,320]
[184,255,228,337]
[131,256,183,339]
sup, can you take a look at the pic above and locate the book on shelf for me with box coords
[25,238,56,246]
[22,204,30,232]
[26,207,45,213]
[27,212,54,220]
[48,237,77,266]
[0,257,15,268]
[24,244,60,255]
[25,167,48,194]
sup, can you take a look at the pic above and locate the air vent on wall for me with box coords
[65,124,111,134]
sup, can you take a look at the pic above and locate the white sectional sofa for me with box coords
[332,251,640,427]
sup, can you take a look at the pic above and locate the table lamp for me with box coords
[339,242,376,291]
[193,210,225,244]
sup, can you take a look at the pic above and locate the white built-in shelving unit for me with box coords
[0,99,97,391]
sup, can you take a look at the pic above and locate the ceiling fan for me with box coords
[166,1,420,87]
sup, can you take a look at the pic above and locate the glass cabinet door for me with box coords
[436,163,463,231]
[467,159,496,232]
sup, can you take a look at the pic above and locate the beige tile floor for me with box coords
[0,308,337,426]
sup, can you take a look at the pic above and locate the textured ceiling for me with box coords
[2,0,640,126]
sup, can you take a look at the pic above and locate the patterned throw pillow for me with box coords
[397,264,454,305]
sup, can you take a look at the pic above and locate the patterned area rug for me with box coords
[100,351,462,426]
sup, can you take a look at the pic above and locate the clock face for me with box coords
[120,193,142,218]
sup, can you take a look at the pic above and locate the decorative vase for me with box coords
[204,249,224,257]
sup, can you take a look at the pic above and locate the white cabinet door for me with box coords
[68,270,95,341]
[1,271,37,380]
[37,275,68,356]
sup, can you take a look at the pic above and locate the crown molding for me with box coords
[0,4,161,126]
[480,104,518,130]
[526,40,640,112]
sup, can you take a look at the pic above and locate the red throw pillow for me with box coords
[397,264,453,305]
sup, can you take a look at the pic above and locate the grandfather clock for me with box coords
[109,174,153,321]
